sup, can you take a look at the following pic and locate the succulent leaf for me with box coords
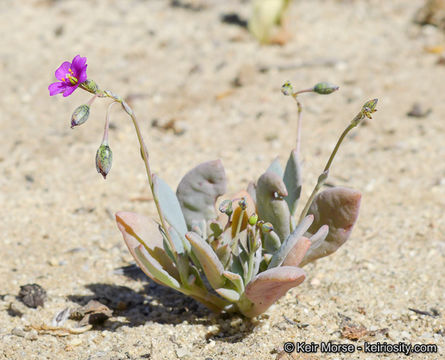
[282,236,311,267]
[223,271,245,293]
[215,287,241,302]
[266,156,284,177]
[153,175,188,253]
[115,211,180,282]
[283,149,302,215]
[247,182,257,205]
[244,266,306,317]
[300,187,361,266]
[268,214,314,269]
[176,160,227,230]
[263,230,281,253]
[256,172,291,241]
[134,245,181,289]
[185,231,226,289]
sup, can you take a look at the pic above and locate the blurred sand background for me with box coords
[0,0,444,359]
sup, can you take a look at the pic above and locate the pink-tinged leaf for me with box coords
[176,160,227,230]
[246,181,257,205]
[282,236,311,267]
[300,187,361,266]
[115,211,179,282]
[134,245,180,289]
[268,214,314,269]
[215,287,240,301]
[244,266,306,317]
[185,231,225,289]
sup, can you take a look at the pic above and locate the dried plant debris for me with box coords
[415,0,445,29]
[70,300,113,326]
[18,283,47,308]
[408,307,440,317]
[151,118,186,135]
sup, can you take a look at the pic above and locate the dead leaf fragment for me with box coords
[70,300,113,326]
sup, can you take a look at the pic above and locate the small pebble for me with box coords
[11,327,26,338]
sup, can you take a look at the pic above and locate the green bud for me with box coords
[281,81,294,96]
[95,144,113,179]
[362,98,378,119]
[80,79,99,94]
[313,82,339,95]
[261,222,274,233]
[71,104,90,128]
[219,200,233,216]
[248,214,258,226]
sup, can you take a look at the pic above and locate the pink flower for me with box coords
[48,55,88,97]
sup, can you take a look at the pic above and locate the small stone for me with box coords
[175,347,190,358]
[18,283,47,308]
[26,329,38,341]
[8,301,26,317]
[11,327,26,338]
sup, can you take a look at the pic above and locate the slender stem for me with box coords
[298,123,355,222]
[292,94,303,155]
[128,111,179,258]
[102,101,118,144]
[100,91,180,262]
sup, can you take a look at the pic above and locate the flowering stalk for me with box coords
[298,98,378,222]
[102,92,181,261]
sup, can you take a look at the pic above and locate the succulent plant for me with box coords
[49,56,378,317]
[114,85,376,317]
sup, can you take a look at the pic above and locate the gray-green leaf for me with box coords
[176,160,227,230]
[283,149,302,215]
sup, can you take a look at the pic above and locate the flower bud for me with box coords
[313,82,339,95]
[238,197,247,210]
[219,200,233,216]
[261,222,274,233]
[248,214,258,226]
[362,98,378,119]
[71,104,90,128]
[95,143,113,179]
[281,81,294,96]
[80,79,99,94]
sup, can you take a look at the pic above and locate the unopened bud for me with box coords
[281,81,294,96]
[261,222,274,233]
[238,197,247,210]
[219,200,233,216]
[80,79,99,94]
[313,82,339,95]
[71,104,90,128]
[95,143,113,179]
[248,214,258,226]
[362,98,378,119]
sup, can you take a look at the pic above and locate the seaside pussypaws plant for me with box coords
[50,56,378,317]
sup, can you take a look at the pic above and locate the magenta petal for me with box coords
[71,55,87,75]
[78,65,87,83]
[48,82,66,96]
[55,61,71,80]
[62,85,77,97]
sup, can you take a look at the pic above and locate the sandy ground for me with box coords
[0,0,444,359]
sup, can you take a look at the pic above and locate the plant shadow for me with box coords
[67,265,255,342]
